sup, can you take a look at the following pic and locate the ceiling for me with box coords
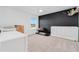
[9,6,75,16]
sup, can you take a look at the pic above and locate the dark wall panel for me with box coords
[39,9,78,32]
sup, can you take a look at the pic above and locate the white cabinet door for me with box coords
[51,26,78,41]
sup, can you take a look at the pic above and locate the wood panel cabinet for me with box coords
[16,25,24,33]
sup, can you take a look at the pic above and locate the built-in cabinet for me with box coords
[51,26,78,41]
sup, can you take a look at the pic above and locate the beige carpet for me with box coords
[28,34,79,52]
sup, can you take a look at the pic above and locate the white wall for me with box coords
[51,26,78,41]
[0,7,38,34]
[78,13,79,42]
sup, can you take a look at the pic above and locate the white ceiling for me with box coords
[9,6,75,16]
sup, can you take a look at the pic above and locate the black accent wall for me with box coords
[39,8,78,33]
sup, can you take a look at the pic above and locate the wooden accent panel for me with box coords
[16,25,24,33]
